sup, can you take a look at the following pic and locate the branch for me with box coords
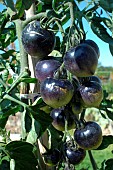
[22,12,46,28]
[68,2,75,27]
[88,150,98,170]
[0,78,8,89]
[3,94,27,108]
[55,20,65,38]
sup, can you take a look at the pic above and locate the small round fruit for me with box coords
[63,43,98,77]
[43,149,61,166]
[72,102,83,115]
[65,147,86,165]
[74,121,103,150]
[84,39,100,58]
[79,75,102,86]
[88,75,102,85]
[78,81,103,108]
[35,59,61,82]
[22,21,55,59]
[50,107,75,131]
[40,77,74,108]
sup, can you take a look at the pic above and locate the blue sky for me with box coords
[0,2,113,67]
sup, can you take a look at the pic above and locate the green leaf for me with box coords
[91,21,113,45]
[100,160,106,170]
[5,141,38,170]
[25,111,32,133]
[4,0,16,12]
[1,156,10,162]
[15,0,24,18]
[1,50,15,59]
[106,109,113,121]
[0,101,20,128]
[20,78,37,83]
[26,118,38,144]
[37,2,43,13]
[3,0,17,19]
[32,97,43,106]
[0,99,11,111]
[52,0,58,14]
[0,117,8,128]
[0,26,16,48]
[96,135,113,150]
[48,125,63,149]
[0,105,21,119]
[99,0,113,13]
[29,105,52,137]
[15,0,35,12]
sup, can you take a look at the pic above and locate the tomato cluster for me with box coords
[22,21,103,167]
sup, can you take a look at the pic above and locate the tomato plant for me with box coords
[0,0,113,170]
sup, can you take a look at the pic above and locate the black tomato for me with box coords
[35,59,61,82]
[22,21,55,59]
[65,147,86,165]
[50,107,75,131]
[63,43,98,77]
[83,39,100,58]
[40,77,74,108]
[74,121,103,150]
[43,149,61,166]
[88,75,102,85]
[71,102,83,115]
[79,75,102,86]
[78,81,103,108]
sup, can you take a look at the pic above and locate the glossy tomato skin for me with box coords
[65,147,86,165]
[35,59,61,82]
[78,81,103,108]
[40,77,74,108]
[84,39,100,58]
[74,121,103,150]
[71,102,83,115]
[43,149,61,166]
[50,107,75,131]
[22,21,55,59]
[63,43,98,77]
[79,75,102,86]
[89,75,102,85]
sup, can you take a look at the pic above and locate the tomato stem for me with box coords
[22,12,46,28]
[68,2,75,27]
[80,109,86,120]
[54,62,65,79]
[88,150,98,170]
[3,94,28,108]
[62,119,68,142]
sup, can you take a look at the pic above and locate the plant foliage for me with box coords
[0,0,113,169]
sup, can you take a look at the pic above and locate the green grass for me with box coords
[76,145,113,170]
